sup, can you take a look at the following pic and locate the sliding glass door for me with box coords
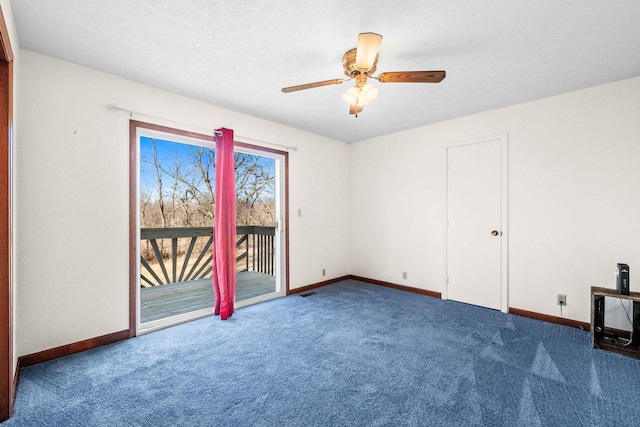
[131,122,287,334]
[233,145,286,309]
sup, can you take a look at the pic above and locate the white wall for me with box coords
[15,50,351,356]
[350,76,640,325]
[13,46,640,356]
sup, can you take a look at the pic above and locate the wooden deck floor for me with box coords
[140,271,276,323]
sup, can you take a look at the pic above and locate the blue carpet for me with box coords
[4,280,640,426]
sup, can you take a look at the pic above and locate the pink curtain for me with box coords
[212,128,236,320]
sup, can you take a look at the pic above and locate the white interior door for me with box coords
[446,139,504,310]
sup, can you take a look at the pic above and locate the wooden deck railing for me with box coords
[140,226,275,287]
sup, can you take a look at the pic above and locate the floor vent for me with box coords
[300,291,317,297]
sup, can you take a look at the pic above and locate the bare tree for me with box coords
[151,140,167,228]
[141,141,275,229]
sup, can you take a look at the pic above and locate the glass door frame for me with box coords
[233,141,288,310]
[129,120,289,336]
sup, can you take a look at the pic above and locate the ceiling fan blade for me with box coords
[281,78,346,93]
[355,32,383,70]
[377,70,446,83]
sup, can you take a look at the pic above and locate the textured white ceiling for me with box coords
[11,1,640,143]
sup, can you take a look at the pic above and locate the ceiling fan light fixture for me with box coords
[342,83,379,109]
[342,86,360,106]
[359,83,379,105]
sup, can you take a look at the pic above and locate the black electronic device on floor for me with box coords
[617,263,630,295]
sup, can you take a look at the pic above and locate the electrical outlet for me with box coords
[402,272,407,280]
[322,268,326,277]
[557,294,566,306]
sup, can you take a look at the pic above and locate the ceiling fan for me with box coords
[281,33,446,117]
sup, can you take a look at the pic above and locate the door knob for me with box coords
[491,230,499,236]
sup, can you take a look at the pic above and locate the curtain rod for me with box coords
[107,103,298,151]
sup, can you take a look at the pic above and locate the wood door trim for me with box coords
[0,6,13,421]
[128,121,137,337]
[0,9,12,63]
